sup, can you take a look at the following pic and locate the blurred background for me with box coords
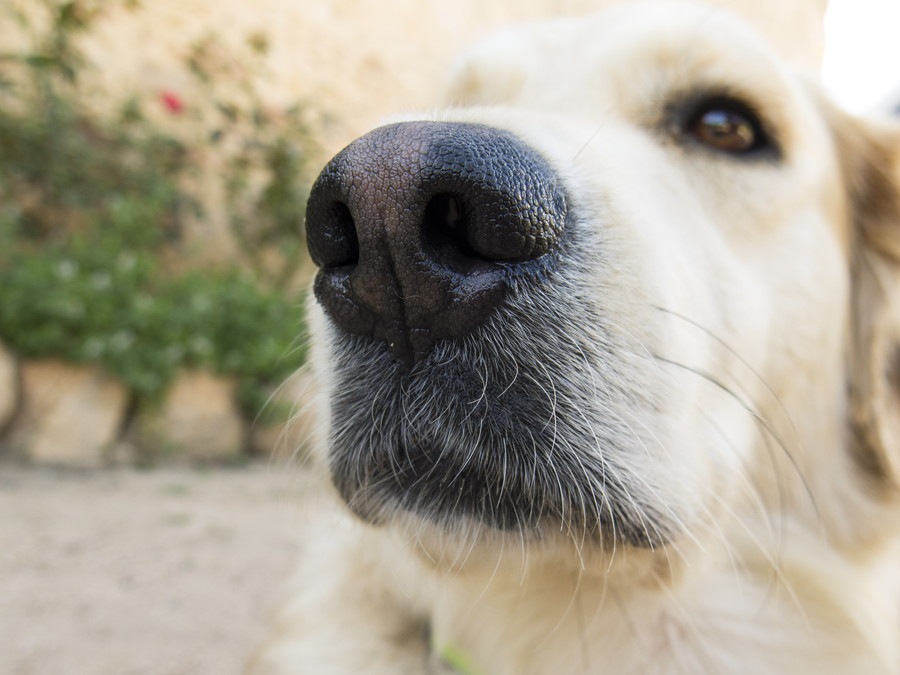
[823,0,900,113]
[0,0,896,674]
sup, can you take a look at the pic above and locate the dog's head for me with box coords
[303,2,900,562]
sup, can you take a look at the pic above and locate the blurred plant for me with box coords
[0,234,306,408]
[0,0,309,418]
[185,31,313,288]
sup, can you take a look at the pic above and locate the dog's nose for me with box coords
[306,121,567,362]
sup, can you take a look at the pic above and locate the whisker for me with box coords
[653,305,803,456]
[652,355,822,526]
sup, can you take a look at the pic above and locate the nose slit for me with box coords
[424,193,480,261]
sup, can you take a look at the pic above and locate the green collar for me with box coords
[439,643,480,675]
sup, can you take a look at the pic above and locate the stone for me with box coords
[136,370,246,462]
[11,360,129,467]
[249,366,318,462]
[0,342,18,434]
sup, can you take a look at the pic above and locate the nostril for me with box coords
[423,193,483,264]
[325,201,359,267]
[427,193,463,232]
[308,199,359,268]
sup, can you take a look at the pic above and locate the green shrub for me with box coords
[0,0,310,419]
[0,239,306,410]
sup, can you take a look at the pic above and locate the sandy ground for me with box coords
[0,462,313,675]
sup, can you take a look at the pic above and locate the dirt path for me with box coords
[0,463,312,675]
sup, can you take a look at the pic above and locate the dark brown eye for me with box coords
[689,104,765,154]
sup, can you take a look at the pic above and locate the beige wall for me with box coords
[83,0,827,160]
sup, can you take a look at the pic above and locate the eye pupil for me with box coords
[692,107,758,153]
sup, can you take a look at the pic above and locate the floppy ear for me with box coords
[840,111,900,484]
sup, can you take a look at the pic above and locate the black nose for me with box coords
[306,121,567,363]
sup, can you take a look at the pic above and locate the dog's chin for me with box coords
[322,283,679,550]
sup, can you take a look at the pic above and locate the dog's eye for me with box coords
[688,102,766,154]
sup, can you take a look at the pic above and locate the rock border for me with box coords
[0,343,306,467]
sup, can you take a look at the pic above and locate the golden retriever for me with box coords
[251,2,900,673]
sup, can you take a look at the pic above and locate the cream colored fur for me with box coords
[250,2,900,673]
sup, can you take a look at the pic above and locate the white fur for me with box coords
[250,3,900,673]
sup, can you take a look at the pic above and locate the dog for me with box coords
[250,2,900,673]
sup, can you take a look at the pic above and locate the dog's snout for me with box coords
[306,121,567,362]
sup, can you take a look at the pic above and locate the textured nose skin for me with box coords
[306,121,567,363]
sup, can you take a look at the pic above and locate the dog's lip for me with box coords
[332,435,543,532]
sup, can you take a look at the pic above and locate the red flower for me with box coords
[160,90,184,114]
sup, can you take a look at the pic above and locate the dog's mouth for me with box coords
[324,302,671,547]
[320,264,676,548]
[308,121,676,547]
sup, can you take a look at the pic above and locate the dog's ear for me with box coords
[839,109,900,484]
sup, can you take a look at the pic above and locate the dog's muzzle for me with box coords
[306,121,568,363]
[303,122,669,543]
